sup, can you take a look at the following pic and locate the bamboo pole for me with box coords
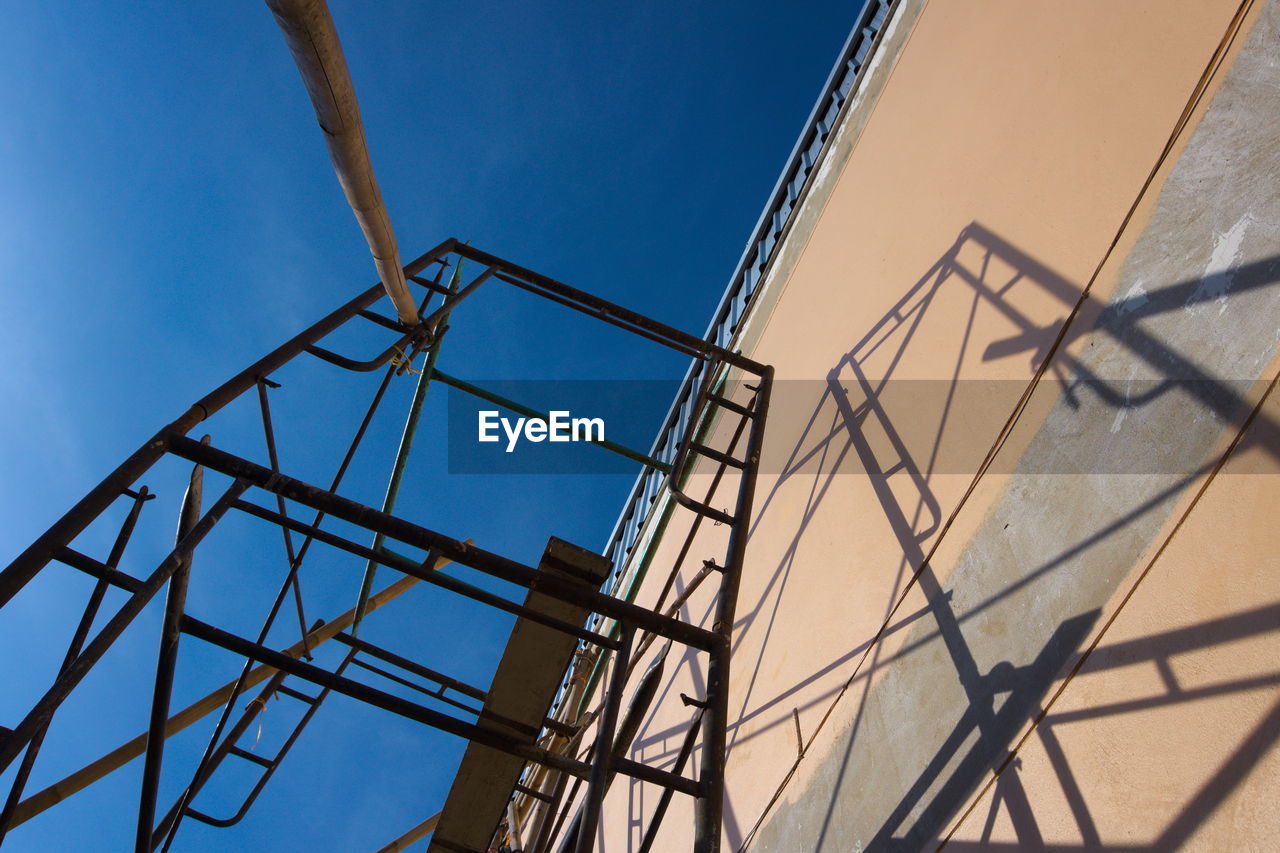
[10,548,466,827]
[264,0,418,325]
[375,812,440,853]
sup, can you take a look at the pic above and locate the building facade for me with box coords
[576,1,1280,849]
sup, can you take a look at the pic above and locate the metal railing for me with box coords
[598,0,893,586]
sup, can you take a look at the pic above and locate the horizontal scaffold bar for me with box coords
[181,616,699,796]
[232,500,621,651]
[164,434,721,653]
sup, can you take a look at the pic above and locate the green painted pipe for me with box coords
[351,261,463,633]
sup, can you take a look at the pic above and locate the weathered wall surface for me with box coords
[943,391,1280,850]
[582,1,1280,850]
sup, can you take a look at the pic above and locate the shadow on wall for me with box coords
[625,222,1280,852]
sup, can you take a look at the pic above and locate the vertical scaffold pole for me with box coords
[136,438,209,852]
[693,366,772,853]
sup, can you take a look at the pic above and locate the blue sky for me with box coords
[0,1,858,849]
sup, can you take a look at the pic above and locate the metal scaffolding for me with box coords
[0,238,773,852]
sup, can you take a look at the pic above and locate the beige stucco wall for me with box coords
[944,393,1280,850]
[566,1,1279,850]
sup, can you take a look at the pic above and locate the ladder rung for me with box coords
[228,746,274,768]
[689,443,746,470]
[276,684,319,704]
[356,309,408,332]
[670,492,735,526]
[183,807,222,827]
[514,783,555,804]
[408,274,453,296]
[707,394,754,417]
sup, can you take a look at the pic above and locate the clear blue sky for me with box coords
[0,1,859,849]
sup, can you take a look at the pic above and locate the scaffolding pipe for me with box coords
[264,0,418,325]
[353,260,463,632]
[5,561,459,829]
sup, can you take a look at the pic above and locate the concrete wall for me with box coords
[578,1,1280,850]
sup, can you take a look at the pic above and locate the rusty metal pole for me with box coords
[693,366,773,853]
[0,481,250,776]
[0,487,151,844]
[136,439,209,852]
[572,628,632,853]
[6,568,438,829]
[0,236,454,613]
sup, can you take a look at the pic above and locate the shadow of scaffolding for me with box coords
[708,221,1280,852]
